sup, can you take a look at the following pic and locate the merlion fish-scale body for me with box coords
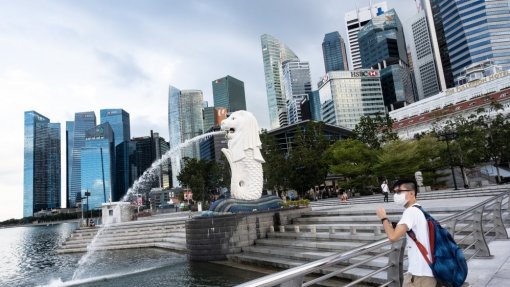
[220,110,265,200]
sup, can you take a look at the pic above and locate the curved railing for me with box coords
[236,190,510,287]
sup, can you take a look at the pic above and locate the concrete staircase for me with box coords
[58,213,189,254]
[224,186,509,285]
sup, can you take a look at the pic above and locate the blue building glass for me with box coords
[437,0,510,82]
[100,109,131,201]
[24,111,61,217]
[307,90,322,121]
[81,123,114,210]
[66,121,74,208]
[322,31,349,72]
[68,111,96,208]
[212,75,247,112]
[359,9,415,109]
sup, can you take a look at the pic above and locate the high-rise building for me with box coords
[407,10,442,100]
[429,0,455,89]
[203,107,228,132]
[436,0,510,83]
[359,9,415,110]
[168,86,204,187]
[212,75,246,113]
[24,111,61,217]
[68,111,96,208]
[345,2,387,70]
[261,34,299,129]
[100,109,131,201]
[322,31,349,72]
[65,121,74,208]
[81,123,114,210]
[282,60,312,125]
[318,70,385,129]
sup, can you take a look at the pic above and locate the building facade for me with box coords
[212,75,246,113]
[359,8,415,110]
[100,109,131,201]
[24,111,61,217]
[322,31,349,72]
[300,90,322,122]
[318,70,385,130]
[344,1,387,70]
[407,9,443,100]
[261,34,300,129]
[168,86,204,187]
[81,123,115,210]
[68,111,96,208]
[391,67,510,139]
[282,60,313,125]
[437,0,510,83]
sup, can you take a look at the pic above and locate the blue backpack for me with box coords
[407,206,468,287]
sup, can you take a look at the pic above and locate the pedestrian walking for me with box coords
[375,179,436,287]
[381,180,389,202]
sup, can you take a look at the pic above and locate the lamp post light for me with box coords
[84,191,91,226]
[437,131,459,190]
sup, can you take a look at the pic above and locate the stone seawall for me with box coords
[186,208,308,261]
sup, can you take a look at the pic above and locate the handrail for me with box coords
[236,189,510,287]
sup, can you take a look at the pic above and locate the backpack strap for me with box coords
[406,205,434,265]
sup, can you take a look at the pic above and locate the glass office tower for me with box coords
[24,111,61,217]
[68,111,96,208]
[212,75,247,112]
[168,85,204,187]
[81,123,114,210]
[100,109,131,201]
[65,121,74,208]
[282,60,312,125]
[261,34,299,129]
[437,0,510,82]
[359,8,415,110]
[322,31,349,72]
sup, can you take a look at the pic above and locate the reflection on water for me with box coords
[0,223,261,287]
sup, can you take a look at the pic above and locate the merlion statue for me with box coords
[220,110,265,200]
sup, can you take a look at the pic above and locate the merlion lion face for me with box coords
[220,110,250,140]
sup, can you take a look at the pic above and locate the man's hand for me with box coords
[376,207,387,219]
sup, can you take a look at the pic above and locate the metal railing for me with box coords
[236,190,510,287]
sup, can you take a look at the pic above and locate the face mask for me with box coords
[394,193,408,207]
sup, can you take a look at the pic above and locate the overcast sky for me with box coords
[0,0,416,221]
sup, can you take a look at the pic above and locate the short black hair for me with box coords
[392,179,418,196]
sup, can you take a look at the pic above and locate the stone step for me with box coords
[267,231,386,242]
[63,232,186,247]
[227,253,387,285]
[253,238,392,253]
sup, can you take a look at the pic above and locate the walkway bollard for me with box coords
[310,226,316,234]
[269,226,275,233]
[280,226,285,233]
[294,225,300,233]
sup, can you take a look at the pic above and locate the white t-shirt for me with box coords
[381,183,389,193]
[397,204,434,277]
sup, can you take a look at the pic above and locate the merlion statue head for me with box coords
[220,110,264,163]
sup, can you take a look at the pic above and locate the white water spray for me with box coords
[68,131,225,282]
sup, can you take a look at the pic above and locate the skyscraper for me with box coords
[282,60,312,125]
[81,123,115,210]
[261,34,299,129]
[65,121,74,208]
[212,75,246,112]
[359,9,415,110]
[24,111,61,217]
[100,109,131,201]
[345,2,387,70]
[322,31,349,72]
[436,0,510,82]
[407,10,443,100]
[168,86,204,187]
[318,70,385,129]
[429,0,454,89]
[68,111,96,208]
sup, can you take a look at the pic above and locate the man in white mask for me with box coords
[376,179,436,287]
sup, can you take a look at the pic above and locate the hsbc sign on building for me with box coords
[351,70,379,78]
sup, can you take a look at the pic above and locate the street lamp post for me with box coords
[84,191,91,226]
[438,131,459,190]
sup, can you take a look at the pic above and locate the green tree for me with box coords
[260,131,289,195]
[327,139,379,194]
[287,122,330,198]
[177,158,227,203]
[353,114,398,149]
